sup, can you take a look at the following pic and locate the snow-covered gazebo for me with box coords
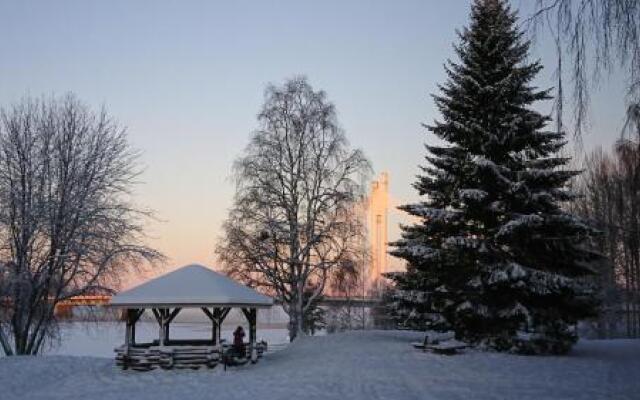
[110,264,273,370]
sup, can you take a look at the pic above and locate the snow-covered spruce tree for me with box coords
[390,0,600,354]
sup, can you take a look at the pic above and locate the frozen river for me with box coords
[39,305,292,357]
[44,321,290,358]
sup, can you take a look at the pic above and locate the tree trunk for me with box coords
[296,281,305,336]
[287,282,306,342]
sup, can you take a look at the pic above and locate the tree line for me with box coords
[574,105,640,338]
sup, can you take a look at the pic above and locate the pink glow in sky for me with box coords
[0,1,627,283]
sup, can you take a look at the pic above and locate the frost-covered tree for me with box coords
[216,77,370,341]
[0,94,161,355]
[390,0,600,354]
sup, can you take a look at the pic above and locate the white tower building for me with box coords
[367,172,389,287]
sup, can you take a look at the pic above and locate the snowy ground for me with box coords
[1,330,637,400]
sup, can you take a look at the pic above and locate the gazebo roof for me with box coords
[110,264,273,308]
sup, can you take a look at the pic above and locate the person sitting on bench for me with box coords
[233,326,246,357]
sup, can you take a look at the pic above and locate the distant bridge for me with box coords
[54,295,112,317]
[58,295,111,306]
[317,297,380,307]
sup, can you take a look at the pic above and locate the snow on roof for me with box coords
[110,264,273,308]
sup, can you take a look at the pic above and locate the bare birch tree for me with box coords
[0,94,162,355]
[216,77,370,341]
[575,103,640,337]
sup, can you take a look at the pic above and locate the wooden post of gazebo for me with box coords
[201,308,217,344]
[219,308,230,344]
[152,308,181,346]
[202,307,231,345]
[242,307,258,362]
[125,308,143,351]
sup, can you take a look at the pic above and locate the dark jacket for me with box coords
[233,328,245,348]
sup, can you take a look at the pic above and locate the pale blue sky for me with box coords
[0,0,628,275]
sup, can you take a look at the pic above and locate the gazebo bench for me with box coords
[115,344,220,370]
[115,341,268,371]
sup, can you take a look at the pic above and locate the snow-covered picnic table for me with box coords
[411,330,468,354]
